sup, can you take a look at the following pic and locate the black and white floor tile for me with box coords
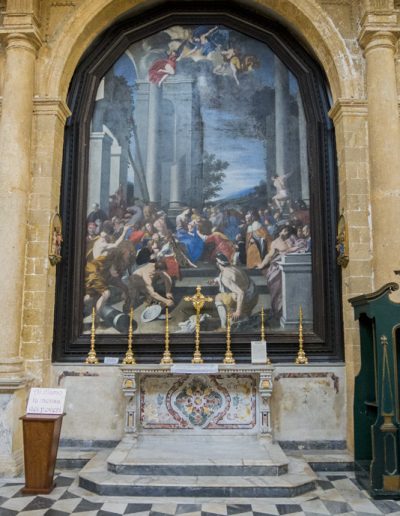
[1,470,400,516]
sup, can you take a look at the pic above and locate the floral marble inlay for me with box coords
[140,374,256,430]
[173,377,224,427]
[167,376,230,428]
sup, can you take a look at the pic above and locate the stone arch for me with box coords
[39,0,358,102]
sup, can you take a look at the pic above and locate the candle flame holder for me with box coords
[122,308,136,364]
[295,305,308,365]
[86,307,99,364]
[223,309,235,364]
[160,307,173,364]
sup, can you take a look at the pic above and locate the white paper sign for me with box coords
[26,388,66,415]
[171,364,219,374]
[104,356,119,365]
[251,340,267,364]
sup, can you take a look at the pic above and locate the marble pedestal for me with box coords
[280,253,312,329]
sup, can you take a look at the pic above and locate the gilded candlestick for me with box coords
[122,307,136,364]
[295,305,308,364]
[86,307,99,364]
[184,285,213,364]
[223,309,235,364]
[161,307,173,364]
[261,307,272,365]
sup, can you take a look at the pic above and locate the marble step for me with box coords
[106,436,288,477]
[79,450,317,498]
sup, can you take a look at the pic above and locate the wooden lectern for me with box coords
[20,413,64,494]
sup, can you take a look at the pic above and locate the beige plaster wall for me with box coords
[1,0,398,474]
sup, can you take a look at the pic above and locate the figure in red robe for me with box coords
[148,52,178,86]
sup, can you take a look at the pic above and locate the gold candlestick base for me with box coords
[223,351,235,364]
[122,351,136,365]
[295,350,308,365]
[85,350,99,365]
[161,351,173,365]
[192,351,204,364]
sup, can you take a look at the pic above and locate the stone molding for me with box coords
[0,376,26,392]
[359,22,400,52]
[2,0,41,33]
[0,357,26,391]
[120,364,275,375]
[0,26,43,52]
[33,97,71,124]
[328,98,368,124]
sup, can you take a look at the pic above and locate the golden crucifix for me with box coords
[184,285,213,363]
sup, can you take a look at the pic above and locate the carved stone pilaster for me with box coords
[356,14,400,289]
[259,370,274,437]
[121,368,138,441]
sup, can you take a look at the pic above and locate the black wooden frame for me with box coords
[53,0,343,363]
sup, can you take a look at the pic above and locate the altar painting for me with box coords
[84,25,312,335]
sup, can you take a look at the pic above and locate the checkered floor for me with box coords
[1,470,400,515]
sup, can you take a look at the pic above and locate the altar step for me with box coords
[78,436,317,498]
[107,436,289,477]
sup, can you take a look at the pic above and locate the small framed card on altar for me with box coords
[251,340,267,364]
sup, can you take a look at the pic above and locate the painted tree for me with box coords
[202,152,229,202]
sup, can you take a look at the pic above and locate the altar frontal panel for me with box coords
[140,374,256,430]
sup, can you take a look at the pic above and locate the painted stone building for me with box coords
[0,0,399,481]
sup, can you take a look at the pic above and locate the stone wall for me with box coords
[0,0,399,475]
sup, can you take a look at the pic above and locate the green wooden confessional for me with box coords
[349,283,400,498]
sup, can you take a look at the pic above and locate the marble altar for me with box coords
[120,364,274,440]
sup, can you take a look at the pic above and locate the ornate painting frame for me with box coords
[54,1,343,363]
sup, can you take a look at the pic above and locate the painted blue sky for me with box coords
[202,108,266,200]
[105,25,302,200]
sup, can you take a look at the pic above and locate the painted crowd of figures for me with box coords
[84,186,311,333]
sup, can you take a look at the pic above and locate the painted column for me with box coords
[359,22,400,288]
[146,82,161,203]
[297,92,309,202]
[87,131,113,214]
[274,56,290,177]
[109,141,122,196]
[119,148,129,200]
[265,113,276,193]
